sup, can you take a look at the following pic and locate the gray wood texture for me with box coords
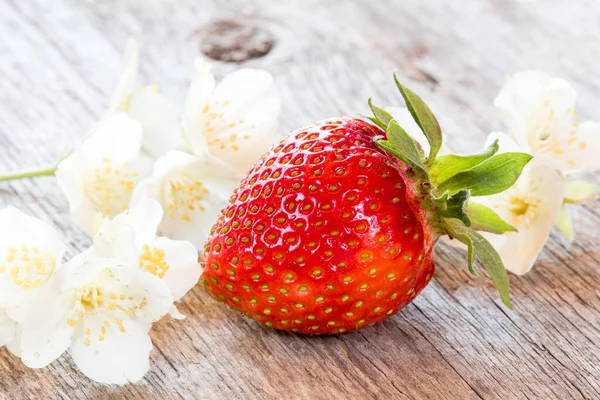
[1,0,600,398]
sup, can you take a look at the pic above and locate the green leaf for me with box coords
[384,119,428,178]
[365,116,386,130]
[429,140,499,186]
[556,204,574,242]
[439,190,471,227]
[368,98,394,129]
[376,140,427,180]
[444,221,475,275]
[564,180,598,204]
[465,203,517,234]
[468,230,512,308]
[437,152,532,196]
[394,74,442,165]
[444,220,512,308]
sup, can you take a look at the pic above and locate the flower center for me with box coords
[139,244,170,278]
[508,195,542,229]
[1,245,55,291]
[200,100,253,151]
[85,158,139,216]
[529,100,583,168]
[79,287,104,311]
[163,174,209,222]
[67,273,150,346]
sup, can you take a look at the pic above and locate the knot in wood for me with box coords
[199,20,275,62]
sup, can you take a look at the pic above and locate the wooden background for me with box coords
[1,0,600,398]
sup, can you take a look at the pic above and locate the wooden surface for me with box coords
[1,0,600,398]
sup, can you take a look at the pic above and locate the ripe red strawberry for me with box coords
[201,76,531,334]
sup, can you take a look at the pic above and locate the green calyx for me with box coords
[369,74,533,308]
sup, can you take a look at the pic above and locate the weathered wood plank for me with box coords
[1,0,600,398]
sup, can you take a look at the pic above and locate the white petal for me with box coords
[78,113,144,165]
[485,132,527,154]
[110,266,174,323]
[6,324,21,356]
[495,70,576,151]
[212,69,280,117]
[0,207,65,309]
[71,313,152,385]
[493,160,564,275]
[169,305,186,320]
[19,279,76,368]
[208,122,280,176]
[145,237,200,300]
[94,199,163,261]
[0,311,16,347]
[128,87,182,158]
[557,121,600,173]
[183,59,216,126]
[131,150,240,248]
[110,38,139,111]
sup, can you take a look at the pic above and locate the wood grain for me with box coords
[1,0,600,398]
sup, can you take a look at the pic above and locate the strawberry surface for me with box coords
[201,117,435,334]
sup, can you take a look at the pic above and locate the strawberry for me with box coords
[200,75,531,334]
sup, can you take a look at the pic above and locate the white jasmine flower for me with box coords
[182,60,281,175]
[110,39,181,158]
[0,206,66,347]
[56,113,153,236]
[131,150,240,248]
[495,71,600,174]
[19,252,173,385]
[93,199,201,314]
[469,133,565,275]
[495,70,600,239]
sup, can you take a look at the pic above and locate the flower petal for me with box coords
[0,311,16,347]
[131,150,240,248]
[183,59,216,127]
[0,206,65,309]
[94,199,164,261]
[492,160,564,275]
[129,87,182,158]
[110,38,139,111]
[494,70,576,152]
[19,279,76,368]
[71,312,152,385]
[146,236,200,300]
[558,121,600,173]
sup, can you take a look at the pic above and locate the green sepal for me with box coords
[564,180,598,204]
[444,220,512,308]
[394,73,442,166]
[382,119,428,178]
[368,98,394,129]
[438,190,471,227]
[466,203,517,234]
[556,204,574,242]
[429,140,499,186]
[365,116,386,130]
[437,152,532,196]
